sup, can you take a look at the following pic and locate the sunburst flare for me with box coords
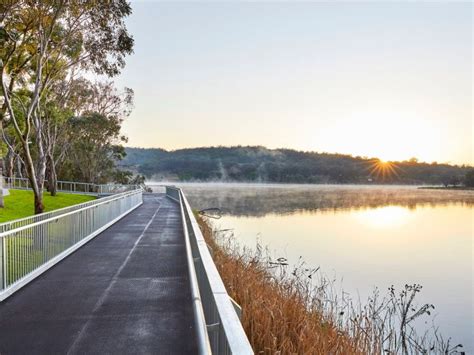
[367,159,400,181]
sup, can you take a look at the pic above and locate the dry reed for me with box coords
[197,216,464,355]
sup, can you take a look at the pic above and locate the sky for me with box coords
[115,1,473,165]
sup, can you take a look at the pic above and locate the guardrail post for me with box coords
[1,237,6,290]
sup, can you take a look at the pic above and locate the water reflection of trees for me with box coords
[175,184,474,217]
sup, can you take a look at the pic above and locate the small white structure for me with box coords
[2,188,9,196]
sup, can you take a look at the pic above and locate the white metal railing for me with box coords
[97,184,142,195]
[166,186,180,202]
[0,189,143,301]
[0,190,139,233]
[3,176,141,196]
[166,186,253,355]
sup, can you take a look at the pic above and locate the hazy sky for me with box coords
[115,1,472,165]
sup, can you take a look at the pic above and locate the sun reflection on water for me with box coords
[353,205,412,228]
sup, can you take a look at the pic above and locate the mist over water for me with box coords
[172,183,474,216]
[149,183,474,350]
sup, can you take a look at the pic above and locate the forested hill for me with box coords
[120,146,472,185]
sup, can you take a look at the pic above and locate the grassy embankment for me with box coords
[1,190,96,285]
[197,216,463,354]
[0,190,96,223]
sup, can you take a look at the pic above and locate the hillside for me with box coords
[120,146,472,185]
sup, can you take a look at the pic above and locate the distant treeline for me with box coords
[121,146,473,185]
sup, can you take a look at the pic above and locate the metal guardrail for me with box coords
[166,186,180,202]
[1,181,251,351]
[97,184,142,195]
[0,189,143,301]
[3,177,141,196]
[166,186,253,355]
[0,190,140,233]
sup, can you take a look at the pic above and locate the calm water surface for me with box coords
[158,183,474,351]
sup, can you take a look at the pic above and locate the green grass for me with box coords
[0,189,96,223]
[0,190,96,287]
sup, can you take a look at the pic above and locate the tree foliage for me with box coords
[122,146,472,185]
[465,170,474,187]
[59,112,127,184]
[0,1,135,213]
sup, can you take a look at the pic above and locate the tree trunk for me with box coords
[5,148,14,178]
[45,162,51,193]
[16,157,24,178]
[34,192,44,214]
[23,143,44,214]
[47,154,57,196]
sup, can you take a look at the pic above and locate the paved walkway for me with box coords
[0,194,197,354]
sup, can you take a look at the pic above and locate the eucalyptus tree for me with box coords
[43,79,133,195]
[78,81,134,120]
[61,112,128,184]
[1,123,24,178]
[42,77,78,196]
[0,0,133,213]
[62,81,133,185]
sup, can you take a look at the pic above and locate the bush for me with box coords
[465,170,474,187]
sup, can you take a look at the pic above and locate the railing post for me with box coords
[1,237,6,290]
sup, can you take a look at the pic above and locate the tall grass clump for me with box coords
[197,217,464,355]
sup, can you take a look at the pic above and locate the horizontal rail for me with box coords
[178,191,212,355]
[165,186,180,203]
[0,189,143,301]
[166,186,253,355]
[0,189,140,233]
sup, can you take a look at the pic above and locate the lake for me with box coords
[153,183,474,352]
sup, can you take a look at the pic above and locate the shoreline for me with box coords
[418,186,474,191]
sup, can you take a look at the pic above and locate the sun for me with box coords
[366,159,400,181]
